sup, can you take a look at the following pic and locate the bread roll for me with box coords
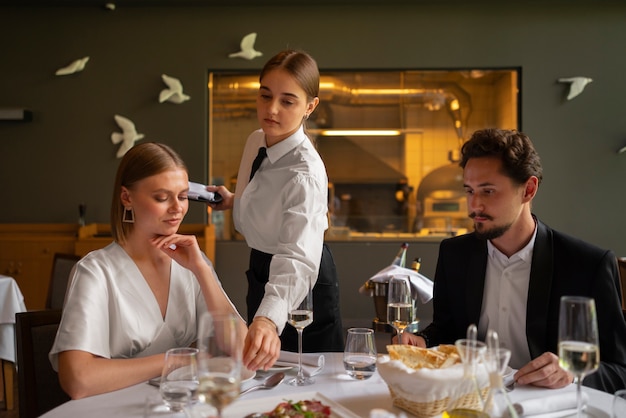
[386,344,461,369]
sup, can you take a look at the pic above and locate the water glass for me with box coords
[343,328,377,380]
[160,347,199,412]
[613,389,626,418]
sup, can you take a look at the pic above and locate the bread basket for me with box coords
[377,354,489,418]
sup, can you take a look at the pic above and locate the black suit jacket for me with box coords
[420,218,626,393]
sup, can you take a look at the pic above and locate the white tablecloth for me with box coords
[40,352,613,418]
[0,275,27,363]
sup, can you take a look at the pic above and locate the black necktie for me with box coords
[249,147,267,181]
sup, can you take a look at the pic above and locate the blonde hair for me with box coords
[110,142,187,243]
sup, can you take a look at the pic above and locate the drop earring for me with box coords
[123,207,135,223]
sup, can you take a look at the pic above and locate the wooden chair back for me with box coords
[46,253,80,310]
[16,310,70,418]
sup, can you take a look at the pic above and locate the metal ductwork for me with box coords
[210,74,472,138]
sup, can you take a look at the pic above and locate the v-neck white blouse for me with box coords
[49,242,209,370]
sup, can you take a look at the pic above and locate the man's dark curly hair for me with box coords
[460,128,543,186]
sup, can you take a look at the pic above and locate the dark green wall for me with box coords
[2,2,626,256]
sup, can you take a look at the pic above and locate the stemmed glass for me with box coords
[159,347,199,413]
[196,312,243,418]
[558,296,600,418]
[287,276,314,386]
[387,275,413,343]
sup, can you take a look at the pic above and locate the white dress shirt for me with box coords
[478,225,537,369]
[233,126,329,333]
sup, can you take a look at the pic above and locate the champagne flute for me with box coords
[159,347,199,412]
[287,275,314,386]
[558,296,600,418]
[196,312,243,418]
[387,275,413,342]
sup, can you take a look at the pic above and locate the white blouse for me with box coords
[233,126,329,332]
[49,242,209,370]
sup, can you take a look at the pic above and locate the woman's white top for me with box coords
[49,242,209,370]
[233,126,329,332]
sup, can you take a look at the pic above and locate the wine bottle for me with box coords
[391,242,409,267]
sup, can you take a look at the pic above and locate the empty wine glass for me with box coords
[159,347,199,413]
[558,296,600,418]
[287,275,314,386]
[343,327,377,380]
[613,389,626,418]
[196,312,243,418]
[387,275,413,342]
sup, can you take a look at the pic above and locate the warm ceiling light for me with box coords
[319,129,402,136]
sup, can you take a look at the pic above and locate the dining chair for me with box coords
[46,253,80,310]
[16,309,70,418]
[617,257,626,320]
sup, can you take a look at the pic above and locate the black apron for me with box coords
[245,243,344,352]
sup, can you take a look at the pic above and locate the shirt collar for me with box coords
[265,125,307,164]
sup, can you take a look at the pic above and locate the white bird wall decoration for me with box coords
[111,114,144,158]
[557,76,593,100]
[55,56,90,76]
[228,32,263,60]
[159,74,190,104]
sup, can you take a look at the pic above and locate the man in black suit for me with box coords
[404,128,626,393]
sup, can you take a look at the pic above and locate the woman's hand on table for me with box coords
[515,351,574,389]
[243,317,281,371]
[206,185,234,211]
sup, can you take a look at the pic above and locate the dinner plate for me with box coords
[265,362,295,372]
[221,391,360,418]
[242,367,256,382]
[148,367,256,387]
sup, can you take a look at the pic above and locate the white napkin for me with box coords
[274,351,325,377]
[514,391,588,418]
[360,265,434,303]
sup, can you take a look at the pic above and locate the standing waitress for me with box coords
[209,49,343,372]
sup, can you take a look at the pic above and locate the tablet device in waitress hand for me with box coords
[188,182,223,204]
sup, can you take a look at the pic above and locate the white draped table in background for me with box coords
[0,275,26,364]
[40,352,614,418]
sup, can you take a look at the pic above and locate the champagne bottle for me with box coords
[391,242,409,267]
[411,257,421,272]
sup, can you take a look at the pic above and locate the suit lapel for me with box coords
[466,238,488,324]
[526,220,554,358]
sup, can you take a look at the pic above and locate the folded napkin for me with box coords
[359,265,434,303]
[510,391,588,418]
[274,351,325,377]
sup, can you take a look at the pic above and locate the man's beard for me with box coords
[471,212,513,240]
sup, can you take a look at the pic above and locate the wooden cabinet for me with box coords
[0,224,77,310]
[75,223,215,261]
[0,223,215,310]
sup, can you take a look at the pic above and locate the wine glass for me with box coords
[613,389,626,418]
[159,347,199,413]
[558,296,600,418]
[196,312,243,418]
[287,275,314,386]
[387,275,413,343]
[343,327,377,380]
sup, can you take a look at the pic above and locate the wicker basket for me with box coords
[377,355,490,418]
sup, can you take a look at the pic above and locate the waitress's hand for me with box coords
[206,185,234,211]
[242,317,281,371]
